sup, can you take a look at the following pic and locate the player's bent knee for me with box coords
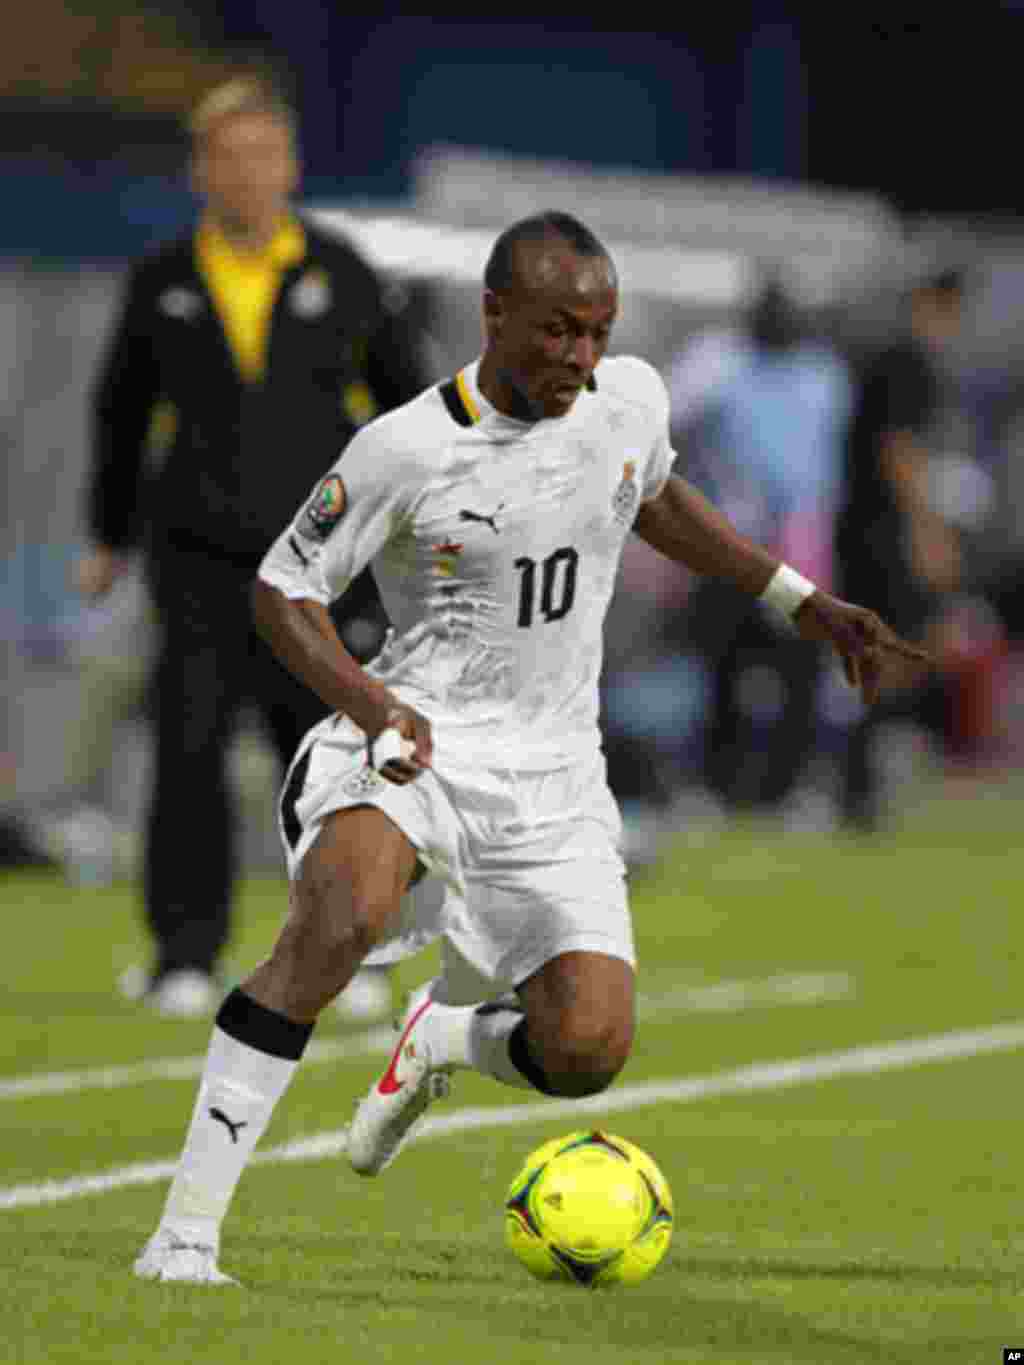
[536,1018,632,1098]
[544,1066,620,1099]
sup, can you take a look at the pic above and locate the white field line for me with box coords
[0,974,852,1104]
[0,1030,395,1102]
[635,971,853,1016]
[2,1019,1023,1212]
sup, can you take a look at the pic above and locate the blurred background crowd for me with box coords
[4,9,1024,923]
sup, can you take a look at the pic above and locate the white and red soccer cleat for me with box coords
[346,987,450,1176]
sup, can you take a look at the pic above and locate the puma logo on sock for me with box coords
[209,1106,248,1144]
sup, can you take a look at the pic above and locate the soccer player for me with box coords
[136,212,927,1284]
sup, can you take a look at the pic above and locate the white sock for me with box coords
[427,1001,535,1090]
[156,1026,300,1252]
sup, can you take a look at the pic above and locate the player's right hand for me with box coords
[73,546,123,599]
[371,703,433,785]
[794,590,933,705]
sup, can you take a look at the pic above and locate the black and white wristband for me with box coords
[758,564,817,621]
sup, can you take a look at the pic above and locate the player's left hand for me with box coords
[368,703,433,786]
[793,591,933,705]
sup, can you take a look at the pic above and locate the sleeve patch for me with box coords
[298,474,347,542]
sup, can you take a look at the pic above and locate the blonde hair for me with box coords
[188,78,296,140]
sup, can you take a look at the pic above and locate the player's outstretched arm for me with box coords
[250,580,431,781]
[633,474,932,704]
[633,474,780,597]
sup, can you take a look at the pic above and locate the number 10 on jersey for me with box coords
[514,547,579,627]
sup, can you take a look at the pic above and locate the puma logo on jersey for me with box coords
[459,505,504,533]
[209,1107,248,1144]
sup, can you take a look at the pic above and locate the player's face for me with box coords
[192,111,299,236]
[487,246,619,419]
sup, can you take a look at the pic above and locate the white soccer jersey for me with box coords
[259,355,673,765]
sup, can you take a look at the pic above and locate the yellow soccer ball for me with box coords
[504,1130,673,1287]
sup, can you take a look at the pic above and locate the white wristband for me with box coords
[759,564,817,619]
[370,727,415,771]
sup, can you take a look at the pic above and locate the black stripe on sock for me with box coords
[506,1017,555,1095]
[216,988,314,1061]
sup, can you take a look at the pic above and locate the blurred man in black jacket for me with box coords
[78,78,429,1015]
[834,267,965,829]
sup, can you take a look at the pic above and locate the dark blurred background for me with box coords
[6,8,1024,259]
[5,5,1024,876]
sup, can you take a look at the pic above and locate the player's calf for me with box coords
[246,809,415,1019]
[246,884,386,1020]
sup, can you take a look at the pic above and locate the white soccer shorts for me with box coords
[278,714,635,995]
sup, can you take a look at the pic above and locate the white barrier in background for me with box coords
[308,207,750,307]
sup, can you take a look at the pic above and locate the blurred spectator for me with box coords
[834,265,972,829]
[0,747,57,872]
[600,534,704,862]
[666,273,852,825]
[78,77,430,1017]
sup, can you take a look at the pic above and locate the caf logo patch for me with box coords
[298,474,346,542]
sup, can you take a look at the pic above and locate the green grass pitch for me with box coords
[1,782,1020,1363]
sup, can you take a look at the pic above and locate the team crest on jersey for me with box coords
[298,474,346,542]
[342,766,384,799]
[612,460,640,526]
[432,540,464,577]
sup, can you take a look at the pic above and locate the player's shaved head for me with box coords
[479,211,619,421]
[484,212,616,297]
